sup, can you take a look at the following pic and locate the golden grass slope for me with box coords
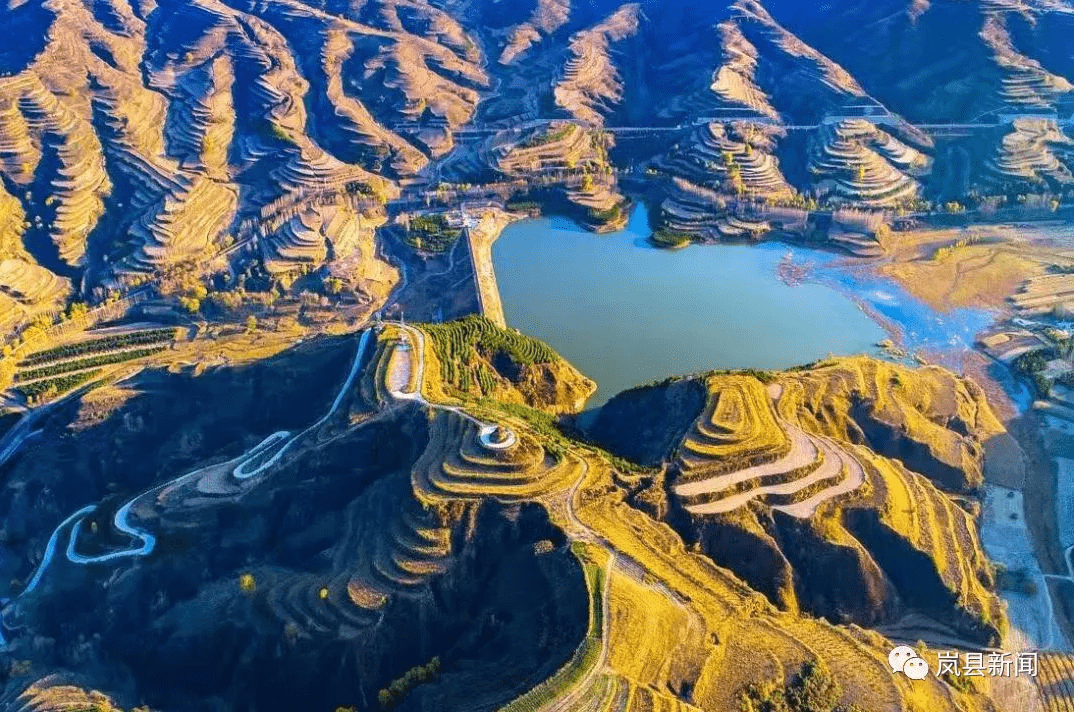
[592,356,1007,650]
[552,4,640,126]
[779,356,1005,492]
[384,325,1002,710]
[808,119,932,207]
[672,360,1004,641]
[4,328,1006,712]
[0,0,494,329]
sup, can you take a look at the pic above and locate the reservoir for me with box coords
[492,205,889,406]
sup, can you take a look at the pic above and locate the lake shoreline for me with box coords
[490,204,889,407]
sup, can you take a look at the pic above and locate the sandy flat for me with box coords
[981,485,1070,651]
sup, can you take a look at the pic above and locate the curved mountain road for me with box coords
[8,329,373,613]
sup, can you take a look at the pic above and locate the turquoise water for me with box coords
[815,263,997,364]
[492,205,889,406]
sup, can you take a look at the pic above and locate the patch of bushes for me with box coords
[423,317,559,398]
[404,213,462,253]
[738,661,865,712]
[476,397,653,474]
[476,398,567,458]
[587,204,623,224]
[518,124,574,149]
[650,229,692,248]
[506,200,541,213]
[1013,348,1057,398]
[425,316,558,369]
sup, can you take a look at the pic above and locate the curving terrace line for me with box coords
[772,438,867,518]
[674,424,818,499]
[676,383,867,519]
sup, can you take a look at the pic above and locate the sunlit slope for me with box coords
[1,322,1003,711]
[594,357,1008,646]
[2,0,1074,330]
[0,0,490,331]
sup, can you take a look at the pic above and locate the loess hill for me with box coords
[591,357,1009,645]
[0,321,1016,712]
[2,0,1074,331]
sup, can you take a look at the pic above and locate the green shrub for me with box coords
[518,124,574,149]
[1013,348,1057,397]
[738,661,864,712]
[424,316,559,383]
[506,200,541,213]
[588,204,623,223]
[651,229,692,248]
[404,214,462,253]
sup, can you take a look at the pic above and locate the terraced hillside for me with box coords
[594,357,1008,644]
[0,324,1005,712]
[980,118,1074,188]
[807,119,932,208]
[484,121,627,228]
[760,0,1071,120]
[0,0,485,334]
[1038,652,1074,712]
[1,0,1074,329]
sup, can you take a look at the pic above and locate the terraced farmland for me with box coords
[413,409,583,502]
[657,122,794,200]
[807,119,931,208]
[587,357,1006,645]
[16,368,101,400]
[673,378,868,517]
[0,318,1011,711]
[15,346,167,383]
[1038,653,1074,712]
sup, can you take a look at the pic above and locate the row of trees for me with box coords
[377,657,442,709]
